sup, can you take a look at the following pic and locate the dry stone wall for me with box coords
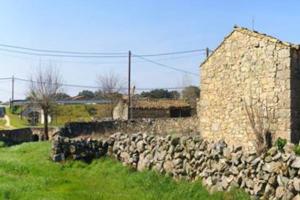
[0,127,59,144]
[198,27,299,148]
[59,117,198,138]
[52,133,300,199]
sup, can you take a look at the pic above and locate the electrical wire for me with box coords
[0,43,126,55]
[0,48,128,58]
[13,77,190,91]
[0,43,209,58]
[133,54,198,76]
[136,49,206,57]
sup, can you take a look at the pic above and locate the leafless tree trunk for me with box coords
[97,71,125,117]
[28,66,62,140]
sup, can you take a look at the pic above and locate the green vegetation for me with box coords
[294,145,300,155]
[4,104,112,129]
[52,104,112,126]
[275,137,287,151]
[0,142,250,200]
[6,107,29,129]
[0,119,6,127]
[140,89,180,99]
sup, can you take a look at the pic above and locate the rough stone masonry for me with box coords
[198,26,300,148]
[52,133,300,199]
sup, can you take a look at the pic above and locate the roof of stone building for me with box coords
[201,25,300,67]
[132,99,190,109]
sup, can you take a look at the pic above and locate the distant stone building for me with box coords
[22,106,52,125]
[113,99,192,120]
[198,26,300,147]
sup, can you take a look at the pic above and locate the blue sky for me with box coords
[0,0,299,101]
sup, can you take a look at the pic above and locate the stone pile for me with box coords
[52,132,300,199]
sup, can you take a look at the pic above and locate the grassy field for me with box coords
[51,104,112,126]
[3,104,112,129]
[5,108,29,129]
[0,119,6,129]
[0,142,250,200]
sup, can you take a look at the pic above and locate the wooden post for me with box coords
[128,51,131,120]
[10,75,15,108]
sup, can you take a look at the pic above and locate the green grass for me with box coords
[0,142,250,200]
[5,108,29,129]
[48,104,112,126]
[5,104,112,129]
[0,119,6,126]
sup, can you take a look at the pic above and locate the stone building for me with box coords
[198,26,300,148]
[113,99,192,120]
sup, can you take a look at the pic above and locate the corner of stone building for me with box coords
[290,47,300,144]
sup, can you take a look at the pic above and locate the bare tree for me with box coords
[28,66,62,140]
[97,71,125,116]
[244,97,275,154]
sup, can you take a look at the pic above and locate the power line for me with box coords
[0,77,12,81]
[15,77,100,89]
[0,43,207,59]
[0,48,128,58]
[133,54,199,76]
[137,49,206,57]
[0,50,206,66]
[12,77,189,91]
[0,43,126,55]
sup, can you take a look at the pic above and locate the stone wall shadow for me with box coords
[290,49,300,143]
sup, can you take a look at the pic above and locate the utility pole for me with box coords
[206,47,210,58]
[11,75,15,108]
[128,50,131,120]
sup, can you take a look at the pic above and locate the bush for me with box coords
[294,145,300,155]
[85,105,97,116]
[0,141,6,148]
[275,137,287,151]
[11,105,22,114]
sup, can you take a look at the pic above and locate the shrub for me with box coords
[85,105,97,116]
[275,137,287,151]
[294,145,300,155]
[0,141,6,148]
[11,105,22,114]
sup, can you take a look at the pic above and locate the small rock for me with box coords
[264,156,273,163]
[293,178,300,192]
[245,178,254,189]
[275,186,286,199]
[52,153,65,162]
[136,141,145,152]
[284,143,295,154]
[277,175,289,186]
[272,153,281,161]
[268,147,277,156]
[291,157,300,168]
[293,194,300,200]
[262,162,282,173]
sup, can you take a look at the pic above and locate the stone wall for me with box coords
[52,133,300,199]
[0,127,59,144]
[198,27,298,148]
[0,128,34,144]
[59,117,198,138]
[291,48,300,143]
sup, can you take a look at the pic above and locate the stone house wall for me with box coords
[291,48,300,142]
[198,27,300,148]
